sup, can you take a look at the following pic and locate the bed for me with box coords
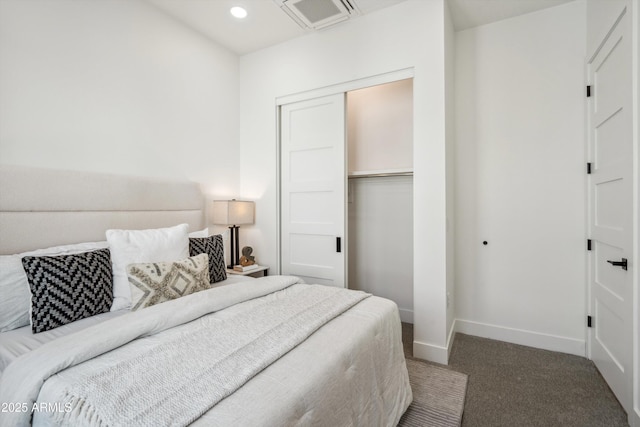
[0,165,412,426]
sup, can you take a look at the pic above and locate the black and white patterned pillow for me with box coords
[189,235,227,283]
[21,248,113,333]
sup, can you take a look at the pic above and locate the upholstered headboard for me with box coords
[0,165,205,255]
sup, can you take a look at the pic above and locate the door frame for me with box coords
[275,68,415,275]
[632,0,640,424]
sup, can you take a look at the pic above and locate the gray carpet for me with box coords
[399,358,468,426]
[401,323,629,427]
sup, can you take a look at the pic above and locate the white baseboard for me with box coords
[398,308,413,324]
[411,322,457,365]
[446,320,456,361]
[413,340,449,365]
[454,319,586,357]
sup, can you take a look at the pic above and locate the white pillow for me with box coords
[106,224,189,311]
[0,241,108,333]
[188,227,209,238]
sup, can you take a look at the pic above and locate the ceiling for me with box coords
[447,0,574,31]
[146,0,575,55]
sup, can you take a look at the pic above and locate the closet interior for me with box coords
[346,79,414,324]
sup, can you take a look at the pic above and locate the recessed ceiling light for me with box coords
[230,6,248,19]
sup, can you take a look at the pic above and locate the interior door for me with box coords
[587,8,633,415]
[280,93,346,287]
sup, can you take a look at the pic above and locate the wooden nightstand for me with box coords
[226,265,269,278]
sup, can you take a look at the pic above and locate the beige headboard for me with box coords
[0,165,205,255]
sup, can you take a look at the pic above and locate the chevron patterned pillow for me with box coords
[127,253,211,311]
[21,248,113,334]
[189,235,227,283]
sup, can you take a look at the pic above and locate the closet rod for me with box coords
[347,171,414,179]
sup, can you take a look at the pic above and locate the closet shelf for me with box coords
[348,168,413,179]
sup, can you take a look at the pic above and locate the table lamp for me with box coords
[211,200,255,268]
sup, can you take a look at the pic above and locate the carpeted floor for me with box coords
[401,323,628,427]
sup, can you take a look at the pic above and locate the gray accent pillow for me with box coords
[189,235,227,283]
[127,253,211,311]
[21,248,113,333]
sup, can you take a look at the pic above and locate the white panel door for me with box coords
[280,93,346,287]
[588,9,633,415]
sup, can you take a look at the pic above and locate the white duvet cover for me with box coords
[0,276,253,376]
[0,276,412,427]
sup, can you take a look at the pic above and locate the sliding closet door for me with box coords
[280,93,346,287]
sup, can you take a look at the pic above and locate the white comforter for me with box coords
[0,276,412,426]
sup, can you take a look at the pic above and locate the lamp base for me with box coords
[228,225,241,268]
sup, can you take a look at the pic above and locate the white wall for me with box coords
[455,1,587,356]
[444,0,456,353]
[635,0,640,423]
[346,80,414,324]
[0,0,240,198]
[348,176,413,322]
[347,79,413,173]
[634,0,640,422]
[239,0,452,363]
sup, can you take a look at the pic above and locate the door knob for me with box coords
[606,258,628,271]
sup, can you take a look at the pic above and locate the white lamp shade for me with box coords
[211,200,255,225]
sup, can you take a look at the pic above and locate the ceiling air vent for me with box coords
[275,0,361,30]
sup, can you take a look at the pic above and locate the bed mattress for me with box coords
[0,276,412,426]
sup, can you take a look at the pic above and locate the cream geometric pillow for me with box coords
[126,254,210,311]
